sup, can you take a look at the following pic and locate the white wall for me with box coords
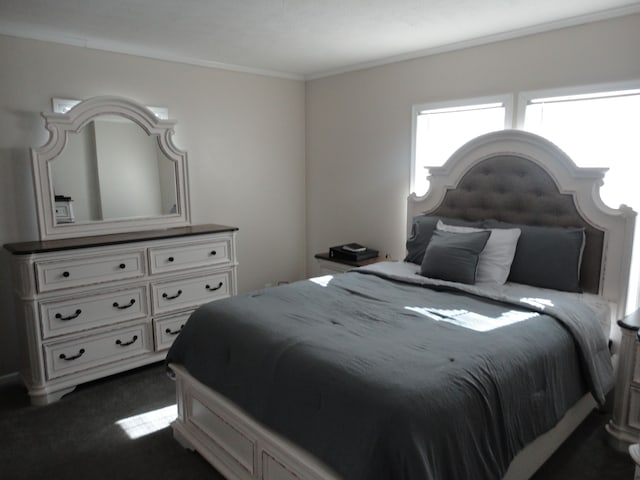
[305,14,640,276]
[0,35,306,376]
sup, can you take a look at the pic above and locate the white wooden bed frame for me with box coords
[170,130,636,480]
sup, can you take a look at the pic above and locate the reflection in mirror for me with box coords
[50,115,178,224]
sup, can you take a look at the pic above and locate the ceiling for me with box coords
[1,0,639,80]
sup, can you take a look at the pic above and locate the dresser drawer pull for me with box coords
[115,335,138,347]
[210,250,217,256]
[59,348,85,361]
[55,309,82,321]
[112,299,136,310]
[165,325,185,336]
[206,282,223,292]
[162,289,182,300]
[119,263,126,269]
[62,271,70,278]
[167,256,175,262]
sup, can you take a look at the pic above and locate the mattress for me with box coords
[166,262,613,480]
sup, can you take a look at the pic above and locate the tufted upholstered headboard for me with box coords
[426,155,604,294]
[407,130,636,316]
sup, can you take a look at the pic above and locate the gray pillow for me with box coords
[405,215,484,264]
[420,229,491,284]
[483,220,585,292]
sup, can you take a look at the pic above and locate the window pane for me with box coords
[524,90,640,312]
[414,105,505,196]
[524,94,640,211]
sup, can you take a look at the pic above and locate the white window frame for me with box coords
[517,80,640,313]
[515,79,640,129]
[411,82,640,312]
[410,94,514,195]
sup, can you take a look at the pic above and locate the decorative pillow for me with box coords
[483,219,586,292]
[437,221,521,284]
[420,229,491,284]
[405,215,484,264]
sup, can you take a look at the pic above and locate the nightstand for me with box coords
[606,309,640,451]
[314,252,387,275]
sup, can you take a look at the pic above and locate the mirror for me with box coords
[50,116,178,223]
[32,96,191,240]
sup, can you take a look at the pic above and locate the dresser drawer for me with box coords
[148,238,232,275]
[44,322,152,380]
[39,286,149,339]
[154,311,192,351]
[152,271,232,315]
[35,250,146,293]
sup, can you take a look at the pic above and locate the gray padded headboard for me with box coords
[427,155,604,294]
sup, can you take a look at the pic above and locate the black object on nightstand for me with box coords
[329,244,379,262]
[314,252,387,274]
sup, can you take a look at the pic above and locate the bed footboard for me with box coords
[170,363,340,480]
[170,364,595,480]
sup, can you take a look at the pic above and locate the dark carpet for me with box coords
[0,363,635,479]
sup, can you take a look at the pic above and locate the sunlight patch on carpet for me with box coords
[116,404,177,439]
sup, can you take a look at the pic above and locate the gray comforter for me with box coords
[166,263,613,480]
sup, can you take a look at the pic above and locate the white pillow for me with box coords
[436,220,521,284]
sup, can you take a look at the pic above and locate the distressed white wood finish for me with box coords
[171,364,341,480]
[154,311,192,351]
[149,237,231,275]
[170,365,595,480]
[35,249,146,293]
[408,129,636,320]
[44,321,152,380]
[9,228,237,405]
[31,95,191,240]
[152,270,232,315]
[315,258,354,275]
[39,285,148,339]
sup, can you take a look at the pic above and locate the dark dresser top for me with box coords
[4,224,238,255]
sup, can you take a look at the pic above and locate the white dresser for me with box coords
[5,224,237,405]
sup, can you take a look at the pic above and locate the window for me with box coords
[411,95,512,196]
[411,83,640,312]
[519,83,640,312]
[520,85,640,213]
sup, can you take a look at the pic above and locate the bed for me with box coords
[166,130,636,480]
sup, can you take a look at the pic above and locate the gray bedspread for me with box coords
[166,263,613,480]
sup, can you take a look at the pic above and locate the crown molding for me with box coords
[305,3,640,80]
[0,25,304,81]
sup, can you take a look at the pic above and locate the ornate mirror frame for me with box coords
[31,95,191,240]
